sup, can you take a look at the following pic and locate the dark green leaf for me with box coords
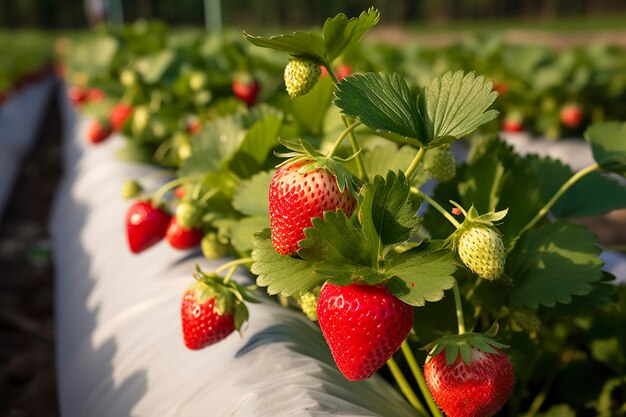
[418,70,499,146]
[334,73,425,145]
[508,221,604,309]
[585,122,626,175]
[359,171,421,253]
[530,156,626,218]
[298,211,374,270]
[322,8,380,62]
[251,229,325,296]
[385,245,457,307]
[243,31,326,62]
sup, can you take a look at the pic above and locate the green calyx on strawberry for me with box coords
[284,57,322,98]
[424,324,514,417]
[425,145,456,182]
[181,265,259,350]
[317,282,414,381]
[269,139,361,255]
[447,203,508,281]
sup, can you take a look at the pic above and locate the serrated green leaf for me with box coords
[418,70,499,146]
[298,210,374,270]
[508,221,604,309]
[385,245,456,307]
[585,121,626,176]
[530,156,626,218]
[334,73,425,145]
[360,172,421,259]
[243,31,326,62]
[232,170,275,217]
[251,229,325,296]
[322,8,380,62]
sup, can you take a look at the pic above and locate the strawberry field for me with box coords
[2,8,626,417]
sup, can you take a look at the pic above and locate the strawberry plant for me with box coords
[63,10,626,416]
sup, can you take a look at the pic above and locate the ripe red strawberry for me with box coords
[502,117,523,133]
[166,218,203,250]
[317,283,414,381]
[560,103,583,129]
[109,103,134,131]
[86,87,105,102]
[68,86,87,106]
[269,160,357,255]
[87,119,112,144]
[232,76,260,107]
[187,119,201,134]
[126,201,171,254]
[336,64,353,81]
[425,348,514,417]
[493,82,508,95]
[181,281,236,350]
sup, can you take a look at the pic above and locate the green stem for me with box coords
[453,280,466,335]
[198,188,219,204]
[327,121,362,158]
[401,342,444,417]
[215,257,253,275]
[152,177,191,202]
[387,357,429,417]
[405,147,426,180]
[325,62,369,182]
[520,163,599,235]
[411,188,462,229]
[223,265,237,285]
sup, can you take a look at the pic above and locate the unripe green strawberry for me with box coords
[175,199,201,229]
[458,226,505,280]
[121,179,143,200]
[201,233,229,260]
[426,145,456,182]
[284,58,321,98]
[511,308,541,332]
[298,290,319,321]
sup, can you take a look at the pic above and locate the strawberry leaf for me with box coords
[585,121,626,176]
[322,8,380,62]
[418,70,499,147]
[507,221,604,309]
[298,211,378,281]
[529,156,626,218]
[333,73,425,146]
[291,76,334,136]
[232,170,274,217]
[251,229,325,296]
[243,31,326,62]
[229,216,270,253]
[385,243,457,307]
[228,114,283,179]
[359,171,422,261]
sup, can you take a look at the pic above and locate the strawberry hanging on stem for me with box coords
[182,263,258,350]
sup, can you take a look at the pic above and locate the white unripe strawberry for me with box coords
[284,58,321,98]
[426,145,456,182]
[458,226,505,280]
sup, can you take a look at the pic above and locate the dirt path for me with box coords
[0,81,61,417]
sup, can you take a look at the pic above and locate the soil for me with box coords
[0,80,61,417]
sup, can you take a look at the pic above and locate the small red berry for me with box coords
[166,218,203,250]
[126,201,171,254]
